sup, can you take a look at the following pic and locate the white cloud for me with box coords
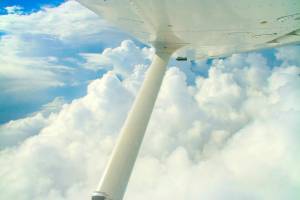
[0,97,66,150]
[0,34,67,94]
[0,1,110,40]
[0,112,50,150]
[4,6,23,14]
[276,45,300,66]
[0,1,129,97]
[0,39,299,200]
[80,40,153,77]
[40,96,67,115]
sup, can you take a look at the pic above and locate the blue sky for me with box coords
[0,1,300,200]
[0,0,64,13]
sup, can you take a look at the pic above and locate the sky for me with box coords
[0,1,300,200]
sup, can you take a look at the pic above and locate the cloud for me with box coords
[4,6,23,14]
[0,0,134,123]
[0,112,51,150]
[0,1,109,40]
[80,40,153,77]
[275,45,300,66]
[0,39,300,200]
[0,34,67,94]
[0,1,124,95]
[0,97,66,150]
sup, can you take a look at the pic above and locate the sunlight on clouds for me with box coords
[0,39,299,200]
[80,40,153,77]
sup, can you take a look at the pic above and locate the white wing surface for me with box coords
[78,0,300,59]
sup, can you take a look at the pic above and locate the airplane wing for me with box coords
[76,1,300,200]
[77,0,300,59]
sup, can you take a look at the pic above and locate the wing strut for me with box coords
[92,52,172,200]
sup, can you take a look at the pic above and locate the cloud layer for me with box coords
[0,1,134,123]
[0,36,300,200]
[0,1,109,94]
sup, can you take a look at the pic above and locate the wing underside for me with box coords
[77,0,300,59]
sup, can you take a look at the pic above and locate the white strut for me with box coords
[92,52,171,200]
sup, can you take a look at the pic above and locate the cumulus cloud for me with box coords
[0,1,110,40]
[0,39,299,200]
[0,1,122,95]
[0,0,134,123]
[0,97,66,150]
[80,40,153,77]
[0,113,51,150]
[4,6,23,14]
